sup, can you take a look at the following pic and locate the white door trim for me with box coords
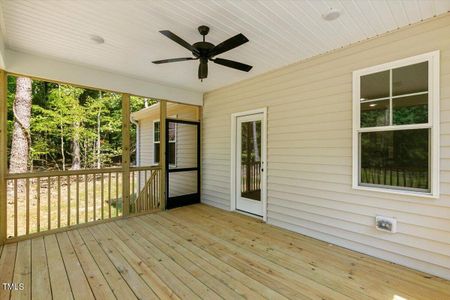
[230,107,267,221]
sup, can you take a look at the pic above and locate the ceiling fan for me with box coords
[152,25,252,80]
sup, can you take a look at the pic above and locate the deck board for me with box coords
[56,232,95,300]
[31,237,52,300]
[44,234,73,300]
[11,240,30,300]
[0,243,17,300]
[0,204,449,299]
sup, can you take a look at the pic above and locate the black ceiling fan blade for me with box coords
[152,57,196,64]
[213,58,253,72]
[209,33,249,57]
[198,62,208,79]
[159,30,199,55]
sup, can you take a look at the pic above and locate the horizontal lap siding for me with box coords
[202,14,450,279]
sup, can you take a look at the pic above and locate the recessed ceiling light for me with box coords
[369,103,377,107]
[322,8,341,21]
[90,35,105,44]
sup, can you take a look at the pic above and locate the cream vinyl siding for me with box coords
[134,103,198,197]
[202,14,450,279]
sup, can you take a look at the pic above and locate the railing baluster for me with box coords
[26,178,30,235]
[101,172,104,220]
[37,177,41,232]
[14,179,17,237]
[144,170,148,211]
[67,175,71,226]
[48,176,51,231]
[115,172,119,217]
[85,174,88,223]
[108,172,112,219]
[132,170,135,213]
[151,172,154,209]
[76,174,79,225]
[57,176,61,228]
[153,170,156,209]
[93,174,96,221]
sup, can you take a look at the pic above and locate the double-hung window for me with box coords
[352,51,439,197]
[153,120,176,165]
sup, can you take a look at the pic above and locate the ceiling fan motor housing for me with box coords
[192,42,215,58]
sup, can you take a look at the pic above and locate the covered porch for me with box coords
[1,204,449,300]
[0,1,450,298]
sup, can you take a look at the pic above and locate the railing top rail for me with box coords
[6,165,162,179]
[6,167,124,179]
[130,165,161,171]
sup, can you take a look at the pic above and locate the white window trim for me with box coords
[153,118,177,166]
[352,51,440,198]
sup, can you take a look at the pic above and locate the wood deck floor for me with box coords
[0,204,449,300]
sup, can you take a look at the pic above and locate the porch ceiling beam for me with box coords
[4,50,203,105]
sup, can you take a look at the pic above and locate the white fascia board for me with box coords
[5,49,203,105]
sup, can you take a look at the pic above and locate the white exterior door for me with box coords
[235,113,265,216]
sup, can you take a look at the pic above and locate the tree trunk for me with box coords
[9,77,32,174]
[71,121,81,170]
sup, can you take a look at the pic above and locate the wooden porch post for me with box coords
[122,93,131,216]
[159,100,167,210]
[0,70,7,244]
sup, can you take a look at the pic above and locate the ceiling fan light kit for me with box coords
[152,25,252,81]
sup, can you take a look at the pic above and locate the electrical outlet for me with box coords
[375,216,397,233]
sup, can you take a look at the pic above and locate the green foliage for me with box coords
[7,76,153,171]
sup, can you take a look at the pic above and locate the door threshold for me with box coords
[235,209,264,220]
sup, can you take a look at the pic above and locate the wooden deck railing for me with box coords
[130,166,161,214]
[5,166,160,240]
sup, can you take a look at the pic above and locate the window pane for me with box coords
[393,94,428,125]
[154,122,160,142]
[154,143,160,163]
[360,129,429,191]
[360,70,390,100]
[241,120,262,201]
[392,62,428,96]
[360,100,390,127]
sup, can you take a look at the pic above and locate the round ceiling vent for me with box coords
[322,8,341,21]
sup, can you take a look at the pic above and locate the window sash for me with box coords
[357,128,431,192]
[153,120,176,143]
[352,51,439,197]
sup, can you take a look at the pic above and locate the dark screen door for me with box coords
[165,119,200,209]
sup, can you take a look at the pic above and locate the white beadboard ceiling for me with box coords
[1,0,449,93]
